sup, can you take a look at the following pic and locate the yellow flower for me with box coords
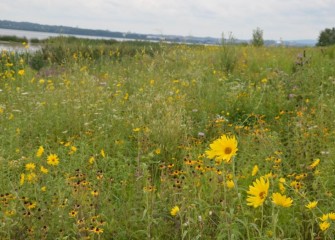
[40,166,48,174]
[320,214,330,222]
[319,221,330,231]
[90,227,104,234]
[41,186,47,192]
[279,182,286,193]
[47,154,59,166]
[20,173,25,186]
[133,127,141,132]
[271,192,293,207]
[89,156,95,164]
[25,163,36,171]
[170,206,180,216]
[320,213,335,221]
[261,78,268,84]
[279,178,286,183]
[154,148,161,155]
[27,202,37,209]
[252,165,259,176]
[305,201,318,210]
[329,212,335,220]
[100,149,105,158]
[69,210,78,218]
[36,146,44,157]
[27,173,37,183]
[309,158,320,169]
[246,177,269,208]
[18,69,25,76]
[205,134,238,163]
[226,180,235,189]
[5,210,16,216]
[69,146,77,155]
[91,190,99,197]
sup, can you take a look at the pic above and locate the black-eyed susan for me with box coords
[69,210,78,218]
[205,134,238,163]
[170,206,180,216]
[26,201,37,209]
[271,192,293,207]
[91,190,99,197]
[90,227,103,234]
[47,154,59,166]
[246,177,269,208]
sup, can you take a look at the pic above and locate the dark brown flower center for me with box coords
[259,191,266,199]
[224,147,232,154]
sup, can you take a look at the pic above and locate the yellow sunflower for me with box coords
[205,134,238,163]
[246,177,269,208]
[271,192,293,207]
[47,154,59,166]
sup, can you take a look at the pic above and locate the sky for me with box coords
[1,0,335,40]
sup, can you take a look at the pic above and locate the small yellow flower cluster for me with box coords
[319,212,335,231]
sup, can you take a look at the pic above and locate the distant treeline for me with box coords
[0,20,149,40]
[0,20,223,45]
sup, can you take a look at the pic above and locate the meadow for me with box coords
[0,37,335,239]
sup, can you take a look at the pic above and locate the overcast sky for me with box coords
[1,0,334,40]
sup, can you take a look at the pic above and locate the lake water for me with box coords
[0,28,137,52]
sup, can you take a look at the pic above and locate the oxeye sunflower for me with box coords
[246,177,269,208]
[271,192,293,207]
[205,134,238,163]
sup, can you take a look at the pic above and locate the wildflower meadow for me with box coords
[0,37,335,239]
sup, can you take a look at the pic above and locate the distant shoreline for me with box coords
[0,20,317,46]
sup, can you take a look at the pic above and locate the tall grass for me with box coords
[0,37,334,239]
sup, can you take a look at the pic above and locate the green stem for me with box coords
[272,206,278,239]
[261,204,264,235]
[222,164,231,240]
[232,157,251,240]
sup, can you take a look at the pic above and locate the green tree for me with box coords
[317,27,335,46]
[252,27,264,47]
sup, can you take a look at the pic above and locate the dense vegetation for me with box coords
[0,35,28,43]
[317,27,335,46]
[0,37,335,239]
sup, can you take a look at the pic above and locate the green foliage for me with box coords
[0,38,335,239]
[217,32,239,73]
[317,27,335,46]
[251,27,264,47]
[0,35,28,43]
